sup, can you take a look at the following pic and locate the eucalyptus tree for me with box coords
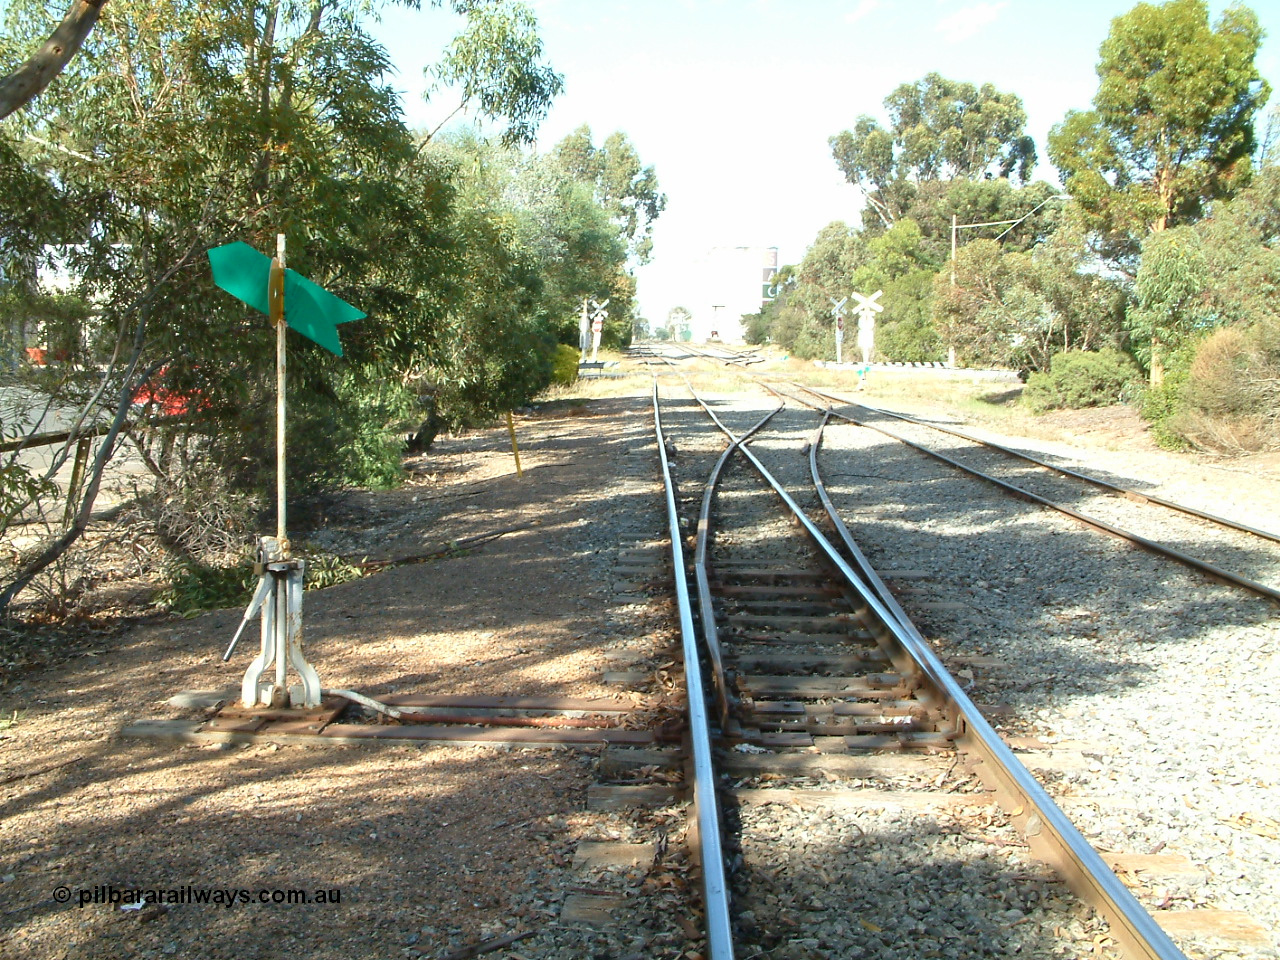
[1048,0,1270,268]
[766,221,864,358]
[423,0,562,146]
[0,0,564,613]
[829,73,1037,231]
[0,0,106,119]
[550,124,666,265]
[933,208,1126,372]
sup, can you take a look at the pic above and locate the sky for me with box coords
[367,0,1280,325]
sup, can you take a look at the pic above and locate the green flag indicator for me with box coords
[208,241,364,356]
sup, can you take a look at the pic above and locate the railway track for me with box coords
[775,382,1280,606]
[645,369,1276,959]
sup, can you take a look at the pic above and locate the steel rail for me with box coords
[651,379,735,960]
[803,410,910,628]
[692,388,1189,960]
[807,385,1280,544]
[691,400,784,730]
[777,383,1280,606]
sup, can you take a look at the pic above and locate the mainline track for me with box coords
[652,377,1190,960]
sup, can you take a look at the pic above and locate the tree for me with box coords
[830,73,1036,230]
[851,220,943,362]
[0,0,569,614]
[1127,227,1214,380]
[667,306,691,341]
[933,207,1126,372]
[551,124,666,265]
[423,0,563,146]
[0,0,106,120]
[1048,0,1270,274]
[766,222,864,358]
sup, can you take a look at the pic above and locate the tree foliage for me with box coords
[425,0,563,146]
[0,0,656,614]
[1048,0,1270,269]
[830,72,1036,230]
[933,207,1126,372]
[550,124,666,265]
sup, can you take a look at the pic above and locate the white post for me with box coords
[274,234,287,548]
[829,297,847,366]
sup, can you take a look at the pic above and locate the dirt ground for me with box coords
[0,392,690,960]
[1,363,1277,960]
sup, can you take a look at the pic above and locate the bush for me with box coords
[1023,349,1140,413]
[550,343,580,386]
[1153,320,1280,452]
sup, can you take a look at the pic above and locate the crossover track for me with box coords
[652,378,1188,960]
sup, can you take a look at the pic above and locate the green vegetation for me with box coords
[0,0,663,615]
[756,0,1274,457]
[550,344,581,386]
[1,0,1277,618]
[1022,349,1141,412]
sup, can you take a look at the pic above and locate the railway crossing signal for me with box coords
[580,297,609,361]
[851,289,882,367]
[208,237,364,709]
[589,298,609,363]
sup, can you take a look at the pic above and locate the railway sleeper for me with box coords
[756,718,939,736]
[713,583,842,599]
[720,599,859,615]
[726,613,869,632]
[745,698,941,719]
[727,730,956,751]
[735,673,910,697]
[724,629,879,645]
[727,651,892,672]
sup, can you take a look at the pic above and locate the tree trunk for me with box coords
[0,0,107,121]
[1150,333,1165,386]
[1149,203,1168,385]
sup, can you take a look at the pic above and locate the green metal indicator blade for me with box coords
[208,242,366,356]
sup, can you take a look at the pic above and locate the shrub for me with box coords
[550,343,580,386]
[1023,349,1141,413]
[1155,320,1280,452]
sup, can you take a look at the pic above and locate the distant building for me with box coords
[687,246,777,343]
